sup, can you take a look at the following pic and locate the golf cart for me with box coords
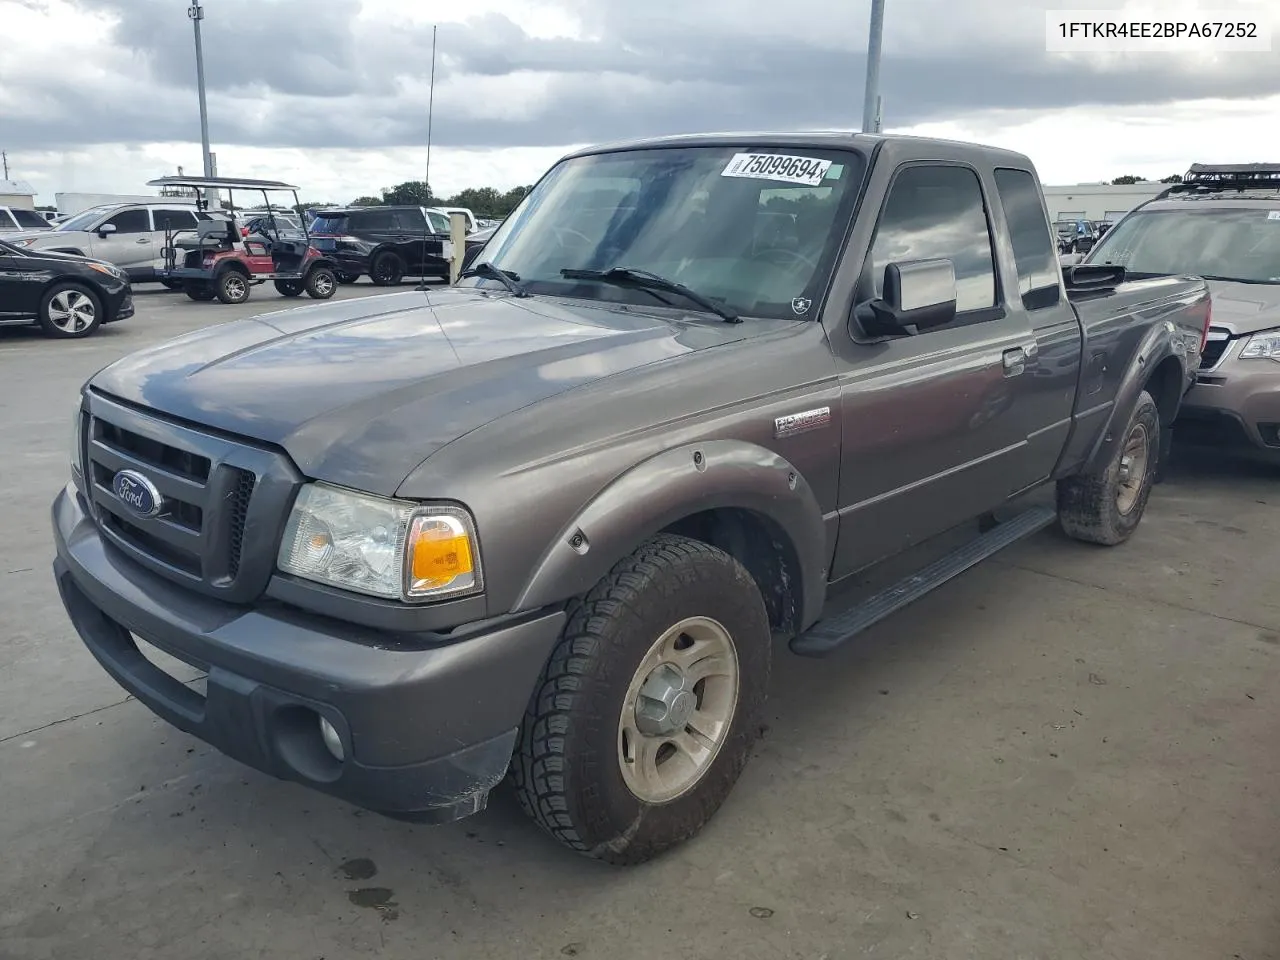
[146,176,338,305]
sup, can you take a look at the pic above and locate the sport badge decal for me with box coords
[791,297,812,316]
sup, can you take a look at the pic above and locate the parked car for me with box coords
[0,207,54,232]
[52,131,1209,866]
[240,212,302,238]
[309,205,451,284]
[433,205,479,233]
[460,223,497,272]
[1054,218,1100,255]
[1084,161,1280,463]
[4,201,228,284]
[0,238,133,338]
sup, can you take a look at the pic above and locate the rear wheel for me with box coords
[305,266,337,299]
[274,279,304,297]
[369,251,405,286]
[184,281,216,301]
[38,282,102,338]
[1058,389,1159,545]
[215,269,251,304]
[511,534,771,865]
[336,272,360,284]
[161,279,184,291]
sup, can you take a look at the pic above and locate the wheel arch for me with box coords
[1083,324,1185,474]
[510,440,829,635]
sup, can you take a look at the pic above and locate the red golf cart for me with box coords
[146,176,338,305]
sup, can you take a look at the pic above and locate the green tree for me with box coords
[1159,174,1183,183]
[1111,175,1148,185]
[350,195,382,206]
[380,180,434,205]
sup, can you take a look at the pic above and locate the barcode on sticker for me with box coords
[722,153,832,186]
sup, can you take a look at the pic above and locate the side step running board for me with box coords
[790,504,1058,658]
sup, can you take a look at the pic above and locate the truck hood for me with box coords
[1206,279,1280,336]
[90,287,745,494]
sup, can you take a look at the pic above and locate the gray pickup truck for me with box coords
[52,132,1211,865]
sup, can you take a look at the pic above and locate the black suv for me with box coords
[309,206,450,285]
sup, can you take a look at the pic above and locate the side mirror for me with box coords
[855,258,958,337]
[97,223,117,237]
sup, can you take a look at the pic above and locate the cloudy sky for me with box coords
[1,0,1278,205]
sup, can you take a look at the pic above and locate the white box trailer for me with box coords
[54,192,197,217]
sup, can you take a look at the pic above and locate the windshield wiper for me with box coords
[460,261,529,297]
[560,266,740,323]
[1200,274,1275,285]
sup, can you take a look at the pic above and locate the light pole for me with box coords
[860,0,885,133]
[425,24,437,200]
[188,1,213,195]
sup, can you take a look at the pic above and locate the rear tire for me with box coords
[1057,389,1159,545]
[274,279,304,297]
[162,279,184,291]
[37,282,102,338]
[336,272,360,284]
[369,251,405,286]
[215,269,251,304]
[305,266,337,299]
[511,533,771,866]
[184,281,215,301]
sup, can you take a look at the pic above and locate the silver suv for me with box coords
[0,206,54,233]
[5,201,228,284]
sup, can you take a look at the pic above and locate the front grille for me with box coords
[1200,327,1231,369]
[84,391,299,603]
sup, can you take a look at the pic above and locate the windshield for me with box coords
[471,145,866,319]
[1087,207,1280,283]
[57,205,117,232]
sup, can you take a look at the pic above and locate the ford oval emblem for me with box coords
[112,469,164,519]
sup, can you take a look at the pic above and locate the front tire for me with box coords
[511,534,771,865]
[1057,389,1159,545]
[305,266,337,299]
[215,269,251,304]
[38,282,102,338]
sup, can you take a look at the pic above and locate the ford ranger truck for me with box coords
[52,133,1211,865]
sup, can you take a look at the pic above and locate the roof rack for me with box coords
[1155,162,1280,199]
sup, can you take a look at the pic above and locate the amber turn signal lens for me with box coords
[407,514,476,594]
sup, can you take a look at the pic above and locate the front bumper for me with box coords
[110,291,134,322]
[52,483,566,823]
[1177,358,1280,460]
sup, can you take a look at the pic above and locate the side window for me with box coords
[354,209,397,231]
[395,208,427,231]
[427,211,450,233]
[993,168,1061,310]
[101,209,151,234]
[867,164,997,314]
[0,210,17,229]
[153,209,199,230]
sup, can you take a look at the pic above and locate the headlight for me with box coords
[1239,330,1280,362]
[277,483,483,602]
[14,238,37,248]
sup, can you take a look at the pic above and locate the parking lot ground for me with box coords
[1,286,1278,960]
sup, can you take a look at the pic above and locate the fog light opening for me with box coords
[319,716,345,761]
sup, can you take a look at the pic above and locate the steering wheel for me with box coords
[754,247,817,271]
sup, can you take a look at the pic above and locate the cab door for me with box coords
[828,160,1043,579]
[0,249,45,317]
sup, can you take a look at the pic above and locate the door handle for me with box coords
[1002,346,1027,376]
[135,237,150,244]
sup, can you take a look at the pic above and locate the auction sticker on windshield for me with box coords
[722,153,833,186]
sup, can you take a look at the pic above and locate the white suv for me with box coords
[6,201,228,284]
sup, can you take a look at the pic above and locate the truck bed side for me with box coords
[1055,273,1210,478]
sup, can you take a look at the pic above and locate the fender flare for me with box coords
[1083,321,1182,474]
[511,439,829,629]
[306,255,337,273]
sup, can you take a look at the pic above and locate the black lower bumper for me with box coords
[52,484,566,824]
[1174,407,1280,463]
